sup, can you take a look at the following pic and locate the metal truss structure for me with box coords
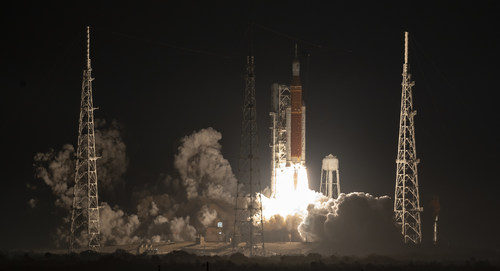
[269,83,291,197]
[70,26,101,251]
[394,32,423,244]
[233,55,265,257]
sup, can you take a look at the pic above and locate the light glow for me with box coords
[261,164,323,220]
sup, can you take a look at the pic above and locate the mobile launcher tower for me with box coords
[269,44,306,197]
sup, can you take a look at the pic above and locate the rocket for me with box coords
[287,44,306,166]
[268,44,307,196]
[287,44,306,190]
[269,44,308,197]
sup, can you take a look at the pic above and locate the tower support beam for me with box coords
[394,32,422,244]
[233,55,265,257]
[70,26,101,251]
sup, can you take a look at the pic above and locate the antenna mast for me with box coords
[87,26,91,70]
[70,26,101,251]
[394,32,423,244]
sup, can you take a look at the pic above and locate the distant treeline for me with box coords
[0,249,498,271]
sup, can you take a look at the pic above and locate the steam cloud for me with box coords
[174,127,236,203]
[33,126,236,247]
[33,144,75,209]
[298,192,402,254]
[263,214,304,242]
[133,128,236,242]
[33,119,132,246]
[33,123,402,253]
[93,119,128,191]
[32,120,128,210]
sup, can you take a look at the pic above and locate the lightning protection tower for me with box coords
[233,55,265,257]
[70,26,101,251]
[394,32,423,244]
[319,154,340,199]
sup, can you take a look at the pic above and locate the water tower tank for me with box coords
[322,154,339,171]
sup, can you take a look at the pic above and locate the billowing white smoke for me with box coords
[170,217,197,242]
[32,119,134,246]
[154,215,169,225]
[198,205,218,227]
[298,192,402,254]
[32,119,128,210]
[33,122,405,253]
[33,126,236,247]
[55,202,141,248]
[93,119,128,190]
[174,127,236,203]
[33,144,75,209]
[263,213,304,242]
[99,203,141,244]
[135,128,236,242]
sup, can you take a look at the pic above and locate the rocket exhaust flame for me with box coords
[293,170,298,190]
[262,44,318,240]
[261,165,323,239]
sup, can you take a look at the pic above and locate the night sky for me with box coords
[2,1,499,251]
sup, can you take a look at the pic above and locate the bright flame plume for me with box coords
[261,164,323,221]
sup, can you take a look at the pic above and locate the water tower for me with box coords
[319,154,340,199]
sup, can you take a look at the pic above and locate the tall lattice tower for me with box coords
[70,26,101,251]
[233,55,265,257]
[394,32,423,244]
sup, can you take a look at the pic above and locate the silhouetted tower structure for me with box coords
[233,54,265,257]
[394,32,423,244]
[70,26,101,251]
[319,154,340,199]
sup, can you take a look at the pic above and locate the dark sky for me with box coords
[2,1,499,251]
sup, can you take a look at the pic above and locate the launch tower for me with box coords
[269,83,290,196]
[70,26,101,251]
[394,32,423,244]
[233,55,265,256]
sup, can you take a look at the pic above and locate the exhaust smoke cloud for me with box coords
[32,125,236,247]
[33,123,401,254]
[298,192,402,254]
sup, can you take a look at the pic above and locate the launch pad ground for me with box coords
[97,241,319,256]
[46,241,321,256]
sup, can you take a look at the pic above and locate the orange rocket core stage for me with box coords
[290,76,302,161]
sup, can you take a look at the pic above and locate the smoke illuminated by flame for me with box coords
[261,164,323,223]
